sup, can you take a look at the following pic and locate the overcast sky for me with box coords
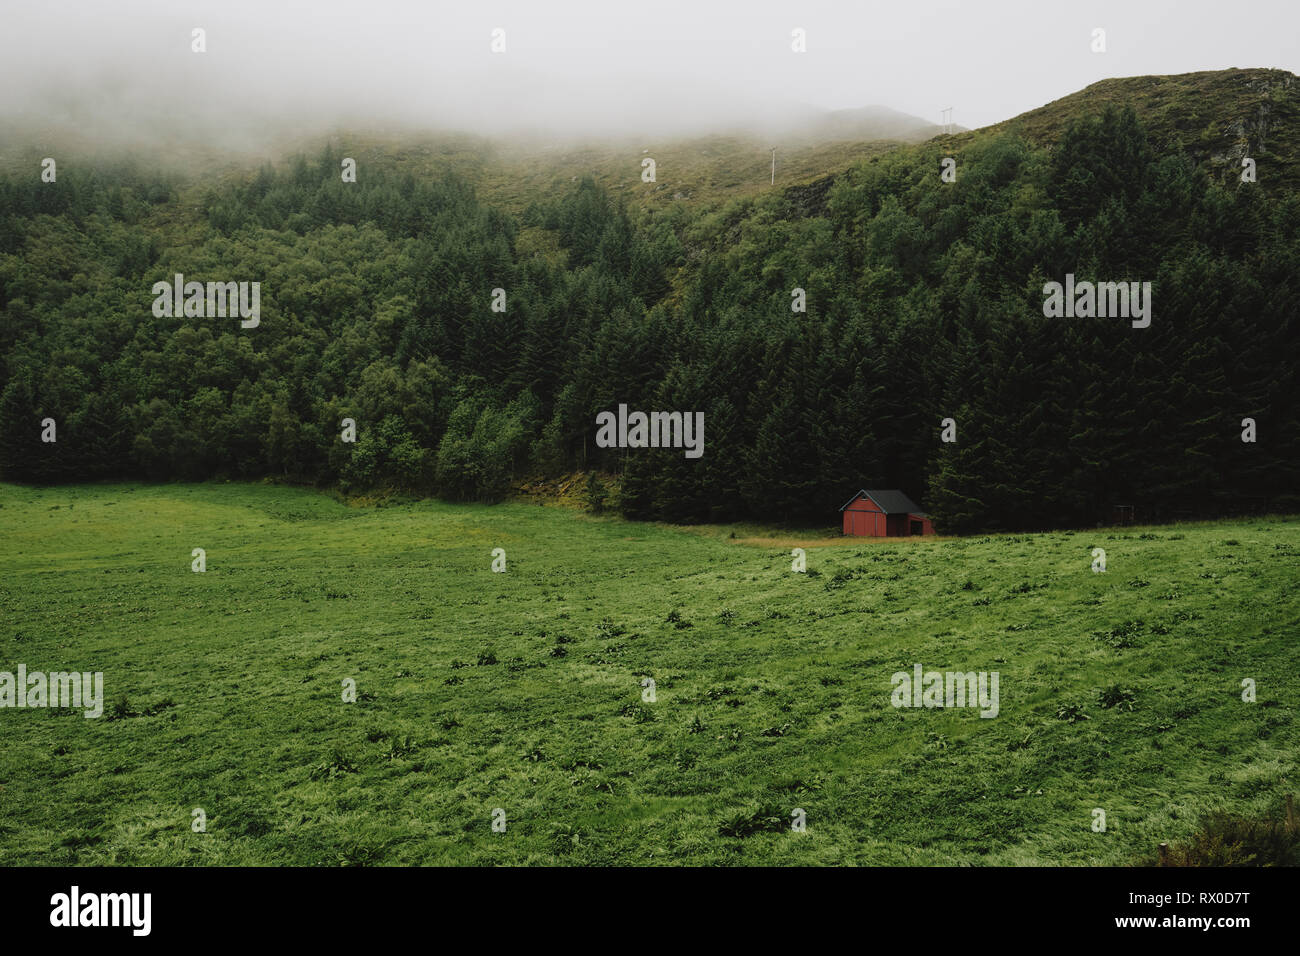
[1,0,1296,144]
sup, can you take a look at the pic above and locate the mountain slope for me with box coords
[3,68,1293,218]
[981,68,1300,190]
[323,68,1300,213]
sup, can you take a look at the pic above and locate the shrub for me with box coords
[1098,685,1137,711]
[1151,798,1300,866]
[1056,702,1090,723]
[583,472,609,514]
[718,803,787,838]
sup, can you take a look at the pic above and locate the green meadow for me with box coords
[0,481,1296,865]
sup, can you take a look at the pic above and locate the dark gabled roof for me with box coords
[839,489,925,515]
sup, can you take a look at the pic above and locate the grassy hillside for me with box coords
[0,482,1295,865]
[319,67,1300,207]
[0,106,941,219]
[212,68,1300,211]
[984,68,1300,191]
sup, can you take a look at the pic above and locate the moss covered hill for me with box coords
[267,133,902,219]
[190,101,949,219]
[0,106,942,220]
[981,68,1300,192]
[316,67,1300,209]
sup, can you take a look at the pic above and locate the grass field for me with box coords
[0,481,1296,865]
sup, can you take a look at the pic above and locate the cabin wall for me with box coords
[842,497,885,536]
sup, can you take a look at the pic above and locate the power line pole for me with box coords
[770,146,776,185]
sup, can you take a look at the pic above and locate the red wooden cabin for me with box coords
[840,489,935,537]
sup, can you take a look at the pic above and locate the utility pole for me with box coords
[770,146,777,185]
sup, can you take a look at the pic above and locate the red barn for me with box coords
[840,489,935,537]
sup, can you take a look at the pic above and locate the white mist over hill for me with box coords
[0,0,1296,149]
